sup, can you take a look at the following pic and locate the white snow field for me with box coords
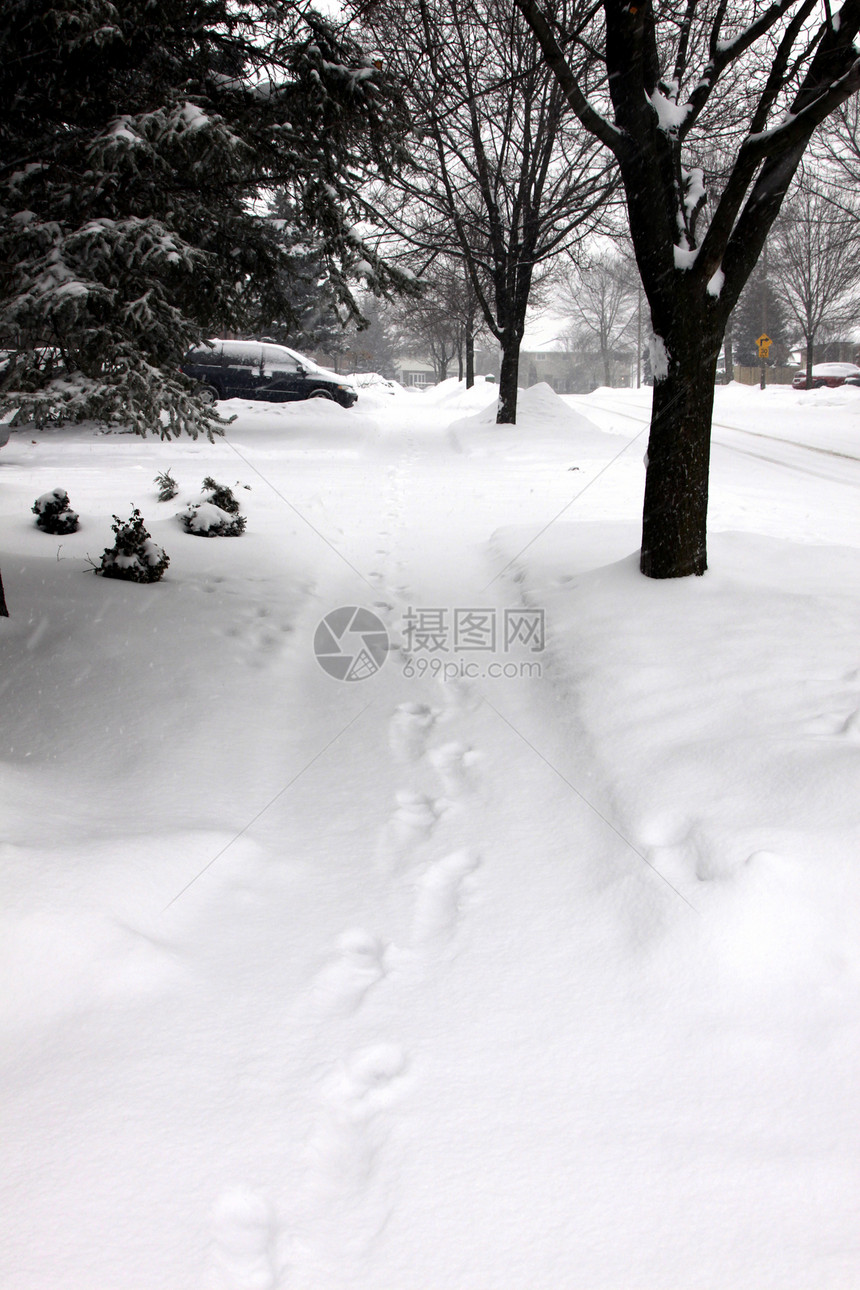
[1,377,859,1289]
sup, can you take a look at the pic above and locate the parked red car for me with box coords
[791,362,860,389]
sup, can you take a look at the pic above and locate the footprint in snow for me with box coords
[307,929,391,1017]
[224,605,292,667]
[436,675,481,713]
[412,849,482,945]
[324,1043,409,1123]
[303,1044,409,1207]
[210,1188,280,1290]
[428,740,481,798]
[388,701,436,762]
[377,790,440,866]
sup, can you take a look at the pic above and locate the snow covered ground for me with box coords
[1,377,859,1289]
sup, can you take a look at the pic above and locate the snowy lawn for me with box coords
[1,378,859,1289]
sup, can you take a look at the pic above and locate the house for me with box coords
[392,351,502,388]
[518,350,578,393]
[518,348,638,393]
[392,356,437,388]
[795,340,860,367]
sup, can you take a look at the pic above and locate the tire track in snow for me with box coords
[574,393,860,480]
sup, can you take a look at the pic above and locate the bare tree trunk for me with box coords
[805,333,814,386]
[0,569,9,617]
[723,323,733,384]
[465,279,476,388]
[640,341,717,578]
[514,0,860,577]
[497,335,522,423]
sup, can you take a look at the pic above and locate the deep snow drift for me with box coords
[1,379,858,1289]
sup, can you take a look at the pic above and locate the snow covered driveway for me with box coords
[1,381,859,1288]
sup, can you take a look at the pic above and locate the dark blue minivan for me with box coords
[182,339,358,407]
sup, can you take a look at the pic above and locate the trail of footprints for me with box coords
[211,685,486,1285]
[208,1045,412,1287]
[267,695,480,1280]
[211,449,482,1282]
[337,697,485,984]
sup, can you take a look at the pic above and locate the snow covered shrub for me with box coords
[179,476,246,536]
[201,476,241,514]
[155,470,179,501]
[181,501,246,537]
[96,509,169,582]
[32,488,79,534]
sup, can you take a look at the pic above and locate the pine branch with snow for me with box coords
[155,471,179,502]
[201,478,242,515]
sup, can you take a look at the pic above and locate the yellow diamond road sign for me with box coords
[757,333,772,358]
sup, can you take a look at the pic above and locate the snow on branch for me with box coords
[648,88,691,133]
[680,0,802,138]
[741,54,860,161]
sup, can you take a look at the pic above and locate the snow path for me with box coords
[231,412,710,1290]
[201,412,675,1287]
[2,405,674,1288]
[2,386,859,1288]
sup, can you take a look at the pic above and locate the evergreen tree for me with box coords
[729,264,789,367]
[0,0,411,438]
[339,296,400,377]
[257,196,349,356]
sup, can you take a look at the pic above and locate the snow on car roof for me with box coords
[808,362,860,375]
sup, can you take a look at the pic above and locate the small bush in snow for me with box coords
[32,488,79,534]
[201,476,241,515]
[96,509,169,582]
[181,500,246,537]
[154,470,179,501]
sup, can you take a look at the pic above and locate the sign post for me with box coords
[756,333,772,389]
